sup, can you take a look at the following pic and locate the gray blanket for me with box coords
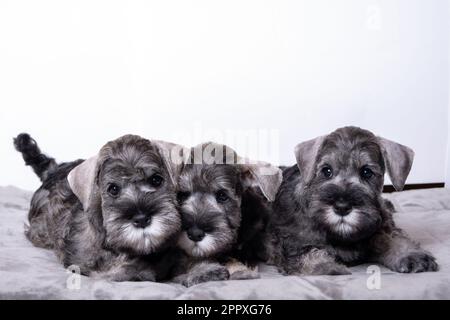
[1,186,449,300]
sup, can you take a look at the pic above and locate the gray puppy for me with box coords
[267,126,438,275]
[14,133,184,281]
[172,142,282,287]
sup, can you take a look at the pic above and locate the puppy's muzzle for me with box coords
[187,226,205,242]
[127,206,157,229]
[132,212,152,229]
[333,197,352,216]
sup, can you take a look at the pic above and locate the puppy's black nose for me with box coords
[132,213,151,228]
[333,200,352,216]
[187,226,205,242]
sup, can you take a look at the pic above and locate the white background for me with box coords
[0,0,449,191]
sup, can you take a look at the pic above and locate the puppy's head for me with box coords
[295,126,414,243]
[68,135,185,255]
[177,142,282,258]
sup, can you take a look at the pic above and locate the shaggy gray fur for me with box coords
[15,134,182,281]
[267,126,438,275]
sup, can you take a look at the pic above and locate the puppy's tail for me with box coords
[13,133,57,181]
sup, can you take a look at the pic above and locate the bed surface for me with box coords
[1,185,449,300]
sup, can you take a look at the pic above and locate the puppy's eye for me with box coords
[149,174,164,187]
[360,166,374,180]
[177,191,191,203]
[107,184,121,197]
[215,190,229,203]
[321,166,333,179]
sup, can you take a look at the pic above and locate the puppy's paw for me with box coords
[90,271,156,282]
[230,269,260,280]
[182,266,230,287]
[293,247,351,276]
[394,251,439,273]
[132,270,157,282]
[310,262,352,276]
[226,259,260,280]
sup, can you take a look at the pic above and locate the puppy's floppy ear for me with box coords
[294,136,325,183]
[153,140,187,186]
[239,159,283,202]
[67,156,100,210]
[67,155,104,234]
[377,137,414,191]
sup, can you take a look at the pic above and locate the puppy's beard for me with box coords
[106,210,180,255]
[177,232,220,258]
[324,208,360,237]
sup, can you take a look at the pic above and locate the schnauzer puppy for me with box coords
[14,133,184,281]
[172,142,282,287]
[267,126,438,275]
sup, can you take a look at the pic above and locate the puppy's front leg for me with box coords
[90,256,157,282]
[225,259,260,280]
[284,246,351,276]
[370,229,438,273]
[91,269,156,282]
[173,261,230,287]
